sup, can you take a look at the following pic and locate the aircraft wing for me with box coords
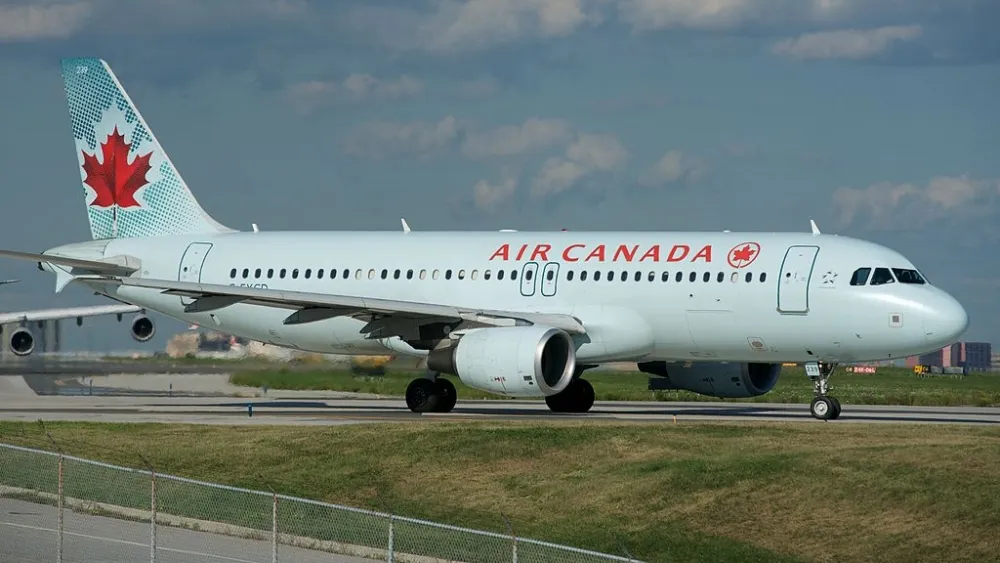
[0,303,141,325]
[88,277,586,336]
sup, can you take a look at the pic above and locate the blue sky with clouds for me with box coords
[0,0,998,353]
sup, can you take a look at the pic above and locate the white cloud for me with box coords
[638,150,704,187]
[413,0,601,52]
[832,174,1000,227]
[286,74,423,111]
[0,2,92,42]
[532,133,628,197]
[473,176,519,210]
[344,116,460,158]
[772,25,923,60]
[461,118,573,159]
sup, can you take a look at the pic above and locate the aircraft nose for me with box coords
[923,291,969,346]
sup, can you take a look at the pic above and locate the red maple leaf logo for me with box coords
[81,126,152,208]
[727,242,760,269]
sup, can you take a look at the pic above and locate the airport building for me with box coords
[914,341,993,371]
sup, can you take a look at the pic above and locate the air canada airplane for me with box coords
[0,58,969,420]
[0,279,155,356]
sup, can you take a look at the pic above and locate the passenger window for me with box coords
[760,272,766,282]
[546,270,554,281]
[607,271,614,281]
[267,268,274,279]
[317,269,324,279]
[620,271,628,282]
[472,270,479,280]
[229,268,237,278]
[566,270,573,281]
[717,272,724,283]
[870,267,895,285]
[367,269,375,280]
[407,269,414,279]
[433,270,440,280]
[745,272,752,283]
[581,271,588,281]
[850,268,871,286]
[688,272,696,282]
[393,269,400,279]
[330,269,337,279]
[484,270,491,280]
[633,271,641,282]
[702,272,710,282]
[593,270,600,281]
[892,268,926,285]
[280,268,287,279]
[419,269,427,280]
[292,269,299,279]
[497,270,505,280]
[343,269,350,279]
[511,270,518,281]
[661,272,668,282]
[381,269,388,279]
[675,272,682,282]
[524,269,532,281]
[458,269,466,280]
[730,272,738,283]
[445,270,453,280]
[242,268,249,279]
[648,271,655,282]
[304,269,311,279]
[355,269,362,280]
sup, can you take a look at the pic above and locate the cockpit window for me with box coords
[869,267,895,285]
[892,268,926,285]
[850,268,871,286]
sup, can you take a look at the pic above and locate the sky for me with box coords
[0,0,998,354]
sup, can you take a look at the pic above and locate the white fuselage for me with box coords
[49,230,968,365]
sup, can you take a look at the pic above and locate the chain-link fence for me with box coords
[0,443,641,562]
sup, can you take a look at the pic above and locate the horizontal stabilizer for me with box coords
[0,249,138,276]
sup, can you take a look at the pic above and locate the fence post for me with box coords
[139,455,156,563]
[502,514,517,563]
[57,453,64,563]
[387,514,395,563]
[272,491,278,563]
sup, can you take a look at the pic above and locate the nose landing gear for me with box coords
[806,361,842,420]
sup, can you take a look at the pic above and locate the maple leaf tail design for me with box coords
[62,58,235,240]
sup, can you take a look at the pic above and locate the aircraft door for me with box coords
[520,262,539,297]
[540,262,560,297]
[777,245,819,314]
[178,242,213,306]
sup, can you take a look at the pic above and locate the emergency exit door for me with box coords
[777,245,819,314]
[178,242,213,306]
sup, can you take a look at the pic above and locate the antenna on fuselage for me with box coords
[401,218,411,233]
[251,223,259,233]
[809,219,820,235]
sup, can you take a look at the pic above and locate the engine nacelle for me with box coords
[427,326,576,397]
[640,361,781,398]
[9,328,35,356]
[130,315,155,342]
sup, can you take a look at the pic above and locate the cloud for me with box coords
[532,133,628,197]
[832,174,1000,228]
[344,116,460,158]
[461,118,573,159]
[395,0,603,53]
[473,176,519,211]
[772,25,923,60]
[286,74,423,111]
[0,2,92,42]
[638,150,704,187]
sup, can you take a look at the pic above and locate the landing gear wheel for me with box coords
[830,397,842,420]
[434,378,457,413]
[545,378,595,414]
[405,378,439,413]
[810,396,836,420]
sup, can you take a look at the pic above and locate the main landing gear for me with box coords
[405,374,457,414]
[545,377,595,413]
[806,361,842,421]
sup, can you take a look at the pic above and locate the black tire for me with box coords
[405,378,439,413]
[809,396,835,420]
[570,378,595,413]
[830,397,842,420]
[434,378,457,413]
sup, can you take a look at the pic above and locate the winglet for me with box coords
[810,219,821,235]
[401,218,411,233]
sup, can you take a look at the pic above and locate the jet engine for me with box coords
[130,314,155,342]
[640,361,781,398]
[9,327,35,356]
[427,325,576,397]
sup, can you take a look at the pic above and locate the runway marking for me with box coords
[1,521,261,563]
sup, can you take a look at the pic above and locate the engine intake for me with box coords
[427,326,576,397]
[640,361,782,398]
[9,328,34,356]
[130,315,155,342]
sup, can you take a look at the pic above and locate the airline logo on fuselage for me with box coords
[488,242,762,265]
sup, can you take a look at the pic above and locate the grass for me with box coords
[229,366,1000,407]
[2,421,999,563]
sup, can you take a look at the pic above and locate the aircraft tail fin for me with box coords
[61,58,233,240]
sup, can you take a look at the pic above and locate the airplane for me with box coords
[0,58,968,420]
[0,289,155,357]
